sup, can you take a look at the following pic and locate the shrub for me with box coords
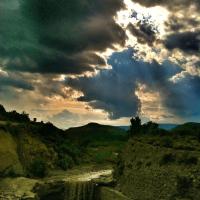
[7,168,18,178]
[6,124,21,135]
[176,176,193,197]
[0,168,18,178]
[57,155,74,170]
[93,151,113,164]
[146,161,152,167]
[136,160,143,168]
[197,133,200,142]
[178,154,198,165]
[175,145,195,151]
[28,159,47,178]
[114,156,124,178]
[161,137,173,148]
[159,153,176,165]
[55,141,80,164]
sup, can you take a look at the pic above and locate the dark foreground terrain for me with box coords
[115,122,200,200]
[1,105,200,200]
[0,104,129,199]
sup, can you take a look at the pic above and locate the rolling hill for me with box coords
[65,122,128,144]
[0,104,129,177]
[64,122,128,164]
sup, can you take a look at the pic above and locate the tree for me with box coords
[130,116,141,136]
[129,117,159,136]
[0,105,6,113]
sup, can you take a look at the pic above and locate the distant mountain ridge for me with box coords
[65,122,128,144]
[159,123,178,130]
[171,122,200,135]
[118,123,178,131]
[0,104,129,177]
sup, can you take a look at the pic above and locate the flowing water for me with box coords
[36,169,112,200]
[63,181,96,200]
[0,166,113,200]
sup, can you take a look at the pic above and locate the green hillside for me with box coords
[114,118,200,200]
[65,122,128,144]
[172,122,200,136]
[65,123,128,164]
[0,104,128,178]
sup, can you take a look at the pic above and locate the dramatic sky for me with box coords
[0,0,200,128]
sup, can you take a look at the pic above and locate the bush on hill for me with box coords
[161,137,173,148]
[0,104,30,123]
[178,153,198,165]
[129,116,164,136]
[28,159,48,178]
[159,153,176,165]
[57,155,74,170]
[176,176,193,197]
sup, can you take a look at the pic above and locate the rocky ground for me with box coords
[0,165,130,200]
[115,133,200,200]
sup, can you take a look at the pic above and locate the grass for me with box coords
[176,176,193,197]
[57,155,74,170]
[84,140,126,165]
[178,153,198,165]
[93,151,114,164]
[159,153,176,165]
[161,137,173,148]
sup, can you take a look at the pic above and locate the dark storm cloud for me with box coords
[0,0,19,9]
[160,74,200,118]
[0,0,125,75]
[1,0,199,123]
[66,48,184,119]
[33,75,73,99]
[0,75,34,90]
[128,11,159,46]
[128,23,157,46]
[21,0,124,23]
[49,110,79,123]
[195,61,200,68]
[132,0,200,56]
[20,0,126,52]
[67,48,200,119]
[131,0,200,10]
[5,51,97,74]
[165,31,200,54]
[165,16,199,32]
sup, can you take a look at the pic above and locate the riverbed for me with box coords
[0,165,112,199]
[0,165,129,200]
